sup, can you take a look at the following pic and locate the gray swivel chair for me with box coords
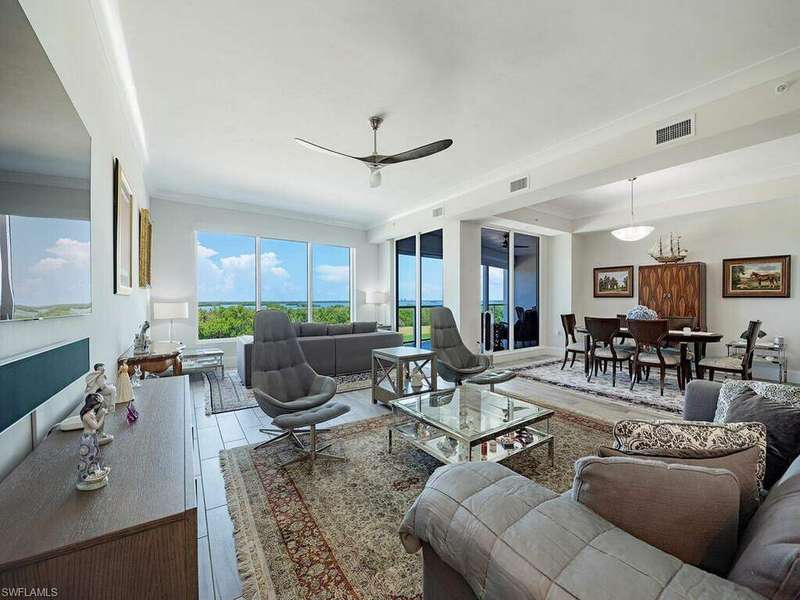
[430,307,490,385]
[252,310,350,465]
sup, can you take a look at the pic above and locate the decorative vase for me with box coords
[626,305,658,320]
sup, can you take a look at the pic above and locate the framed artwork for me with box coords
[113,158,134,295]
[138,207,152,288]
[593,265,634,297]
[723,255,791,298]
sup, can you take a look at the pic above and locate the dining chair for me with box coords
[584,317,632,387]
[615,313,635,349]
[698,320,762,381]
[628,318,685,395]
[560,313,586,370]
[664,315,697,380]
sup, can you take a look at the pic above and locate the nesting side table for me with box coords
[371,346,437,404]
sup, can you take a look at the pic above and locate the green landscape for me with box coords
[197,302,350,339]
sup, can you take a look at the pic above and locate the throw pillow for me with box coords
[612,419,767,489]
[352,321,378,334]
[718,383,800,488]
[597,445,762,525]
[572,456,741,575]
[299,322,327,337]
[327,323,353,336]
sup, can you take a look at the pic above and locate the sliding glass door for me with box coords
[396,236,417,346]
[480,228,539,352]
[395,228,443,348]
[420,229,443,349]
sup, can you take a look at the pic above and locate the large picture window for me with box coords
[260,238,307,322]
[395,235,417,346]
[312,244,351,323]
[197,232,256,340]
[197,233,353,338]
[394,229,442,348]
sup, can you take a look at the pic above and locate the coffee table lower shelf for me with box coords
[388,420,554,465]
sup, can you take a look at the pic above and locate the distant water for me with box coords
[198,300,349,311]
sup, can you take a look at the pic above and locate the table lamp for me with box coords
[153,301,189,342]
[365,291,388,324]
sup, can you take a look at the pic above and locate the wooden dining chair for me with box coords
[560,314,586,370]
[584,317,632,387]
[628,318,685,395]
[699,320,762,381]
[664,315,697,380]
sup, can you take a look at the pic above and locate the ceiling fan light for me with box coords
[611,225,654,242]
[369,167,382,188]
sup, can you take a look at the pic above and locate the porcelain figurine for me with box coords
[410,367,424,390]
[85,363,116,445]
[76,393,111,491]
[116,361,134,405]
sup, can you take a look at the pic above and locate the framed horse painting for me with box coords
[723,255,791,298]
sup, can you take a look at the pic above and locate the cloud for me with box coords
[221,253,255,271]
[268,266,289,279]
[29,238,90,274]
[196,244,218,259]
[315,264,349,283]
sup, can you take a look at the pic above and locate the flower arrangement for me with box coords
[626,305,658,320]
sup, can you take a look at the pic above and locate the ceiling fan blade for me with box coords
[377,139,453,164]
[294,138,360,161]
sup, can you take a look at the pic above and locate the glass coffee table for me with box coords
[389,384,554,465]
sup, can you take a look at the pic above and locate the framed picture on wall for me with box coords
[593,265,634,298]
[138,207,152,288]
[722,255,791,298]
[113,158,134,295]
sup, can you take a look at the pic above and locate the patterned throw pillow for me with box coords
[613,419,767,492]
[714,380,800,422]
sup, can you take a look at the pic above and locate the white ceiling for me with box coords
[116,0,800,226]
[534,133,800,221]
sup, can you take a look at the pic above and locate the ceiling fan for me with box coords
[294,116,453,188]
[502,232,530,249]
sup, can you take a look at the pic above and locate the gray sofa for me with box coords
[400,380,799,600]
[236,321,402,386]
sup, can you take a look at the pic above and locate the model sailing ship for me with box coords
[648,232,688,263]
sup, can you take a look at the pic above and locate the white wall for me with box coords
[0,1,150,481]
[149,196,380,363]
[572,196,800,381]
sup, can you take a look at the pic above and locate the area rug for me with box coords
[205,370,373,415]
[221,410,613,600]
[508,357,685,414]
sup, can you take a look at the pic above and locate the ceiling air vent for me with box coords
[655,116,694,145]
[432,207,444,218]
[509,176,529,193]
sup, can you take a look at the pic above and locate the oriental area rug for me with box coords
[220,411,613,600]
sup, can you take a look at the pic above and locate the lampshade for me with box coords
[365,291,387,304]
[611,225,655,242]
[153,301,189,320]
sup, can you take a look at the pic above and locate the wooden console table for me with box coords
[0,376,198,599]
[119,341,185,379]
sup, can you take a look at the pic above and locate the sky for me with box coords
[196,232,350,303]
[397,254,443,306]
[9,216,91,307]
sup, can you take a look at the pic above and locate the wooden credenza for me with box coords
[0,376,198,600]
[638,262,707,329]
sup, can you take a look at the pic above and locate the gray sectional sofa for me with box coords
[400,380,800,600]
[236,321,402,386]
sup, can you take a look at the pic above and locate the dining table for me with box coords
[575,326,724,381]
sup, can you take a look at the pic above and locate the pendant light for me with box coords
[611,177,653,242]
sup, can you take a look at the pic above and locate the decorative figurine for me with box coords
[126,397,140,424]
[134,321,151,354]
[85,363,116,445]
[76,393,111,491]
[410,367,424,390]
[132,364,143,387]
[117,361,134,405]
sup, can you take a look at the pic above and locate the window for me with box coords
[395,235,417,346]
[420,229,443,349]
[197,232,256,340]
[479,228,539,352]
[260,238,307,322]
[197,233,354,339]
[311,244,351,323]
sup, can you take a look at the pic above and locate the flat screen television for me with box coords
[0,0,92,322]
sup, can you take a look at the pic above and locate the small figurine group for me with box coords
[76,362,139,492]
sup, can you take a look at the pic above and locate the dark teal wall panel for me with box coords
[0,338,89,433]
